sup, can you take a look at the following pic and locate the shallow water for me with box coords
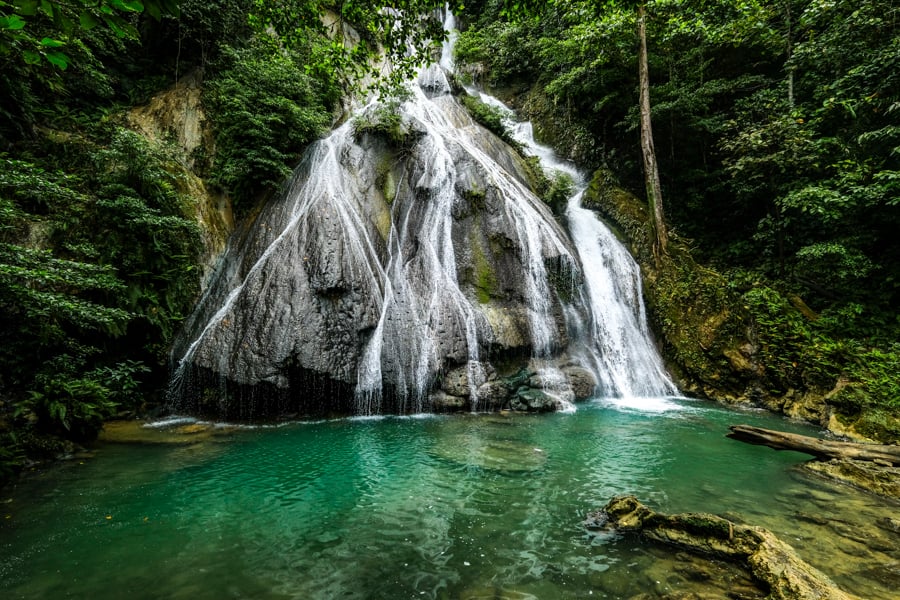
[2,399,897,599]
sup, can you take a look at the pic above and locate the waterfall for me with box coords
[167,9,676,418]
[469,92,677,398]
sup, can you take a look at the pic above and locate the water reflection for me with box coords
[1,403,897,599]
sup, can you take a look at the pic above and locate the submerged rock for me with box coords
[591,495,861,600]
[802,459,900,500]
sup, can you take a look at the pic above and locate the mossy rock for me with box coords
[594,496,862,600]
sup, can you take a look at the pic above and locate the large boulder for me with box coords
[590,496,861,600]
[169,84,581,418]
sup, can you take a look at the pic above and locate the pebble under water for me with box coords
[1,398,897,599]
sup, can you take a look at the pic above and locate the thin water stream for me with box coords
[2,400,897,599]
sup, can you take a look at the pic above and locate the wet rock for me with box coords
[562,366,597,400]
[595,495,862,600]
[510,388,557,412]
[441,363,494,397]
[475,380,511,409]
[802,459,900,500]
[430,390,469,412]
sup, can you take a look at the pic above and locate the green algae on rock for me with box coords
[590,495,862,600]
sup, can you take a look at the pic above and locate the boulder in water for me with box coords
[430,390,469,412]
[511,388,557,412]
[591,495,862,600]
[476,380,511,409]
[562,366,597,400]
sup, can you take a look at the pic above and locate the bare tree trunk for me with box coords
[786,0,794,107]
[638,3,668,261]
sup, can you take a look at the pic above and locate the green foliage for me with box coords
[352,97,421,148]
[544,172,575,215]
[0,0,179,68]
[458,0,900,435]
[0,126,201,449]
[460,94,515,144]
[204,40,335,208]
[743,286,837,392]
[250,1,467,94]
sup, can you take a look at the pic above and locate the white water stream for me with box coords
[169,9,676,415]
[453,13,676,400]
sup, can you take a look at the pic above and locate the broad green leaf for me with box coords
[0,14,27,30]
[15,1,40,17]
[45,50,69,69]
[79,11,99,30]
[102,14,138,38]
[160,0,179,17]
[39,37,65,48]
[111,0,144,12]
[22,49,41,64]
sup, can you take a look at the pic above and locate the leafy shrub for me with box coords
[205,40,335,208]
[544,172,575,215]
[743,286,843,392]
[0,128,203,447]
[352,98,412,147]
[460,94,514,144]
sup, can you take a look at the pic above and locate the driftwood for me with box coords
[727,425,900,466]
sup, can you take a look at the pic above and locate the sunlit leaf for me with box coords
[44,50,69,69]
[0,15,27,30]
[39,37,65,48]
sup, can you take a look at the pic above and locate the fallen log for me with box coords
[727,425,900,466]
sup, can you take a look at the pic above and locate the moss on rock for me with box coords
[592,495,862,600]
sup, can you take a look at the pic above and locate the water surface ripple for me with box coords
[1,401,897,599]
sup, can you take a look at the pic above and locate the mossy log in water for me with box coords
[588,495,861,600]
[727,425,900,465]
[727,424,900,499]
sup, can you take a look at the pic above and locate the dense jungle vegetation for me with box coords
[455,0,900,440]
[1,0,898,484]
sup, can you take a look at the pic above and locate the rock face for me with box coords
[590,495,861,600]
[125,70,234,288]
[168,65,616,418]
[168,55,679,418]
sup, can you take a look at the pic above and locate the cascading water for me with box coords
[168,9,675,418]
[467,89,677,398]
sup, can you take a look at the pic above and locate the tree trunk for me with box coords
[727,425,900,465]
[786,0,794,107]
[637,3,668,261]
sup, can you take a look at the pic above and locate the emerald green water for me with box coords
[2,398,897,599]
